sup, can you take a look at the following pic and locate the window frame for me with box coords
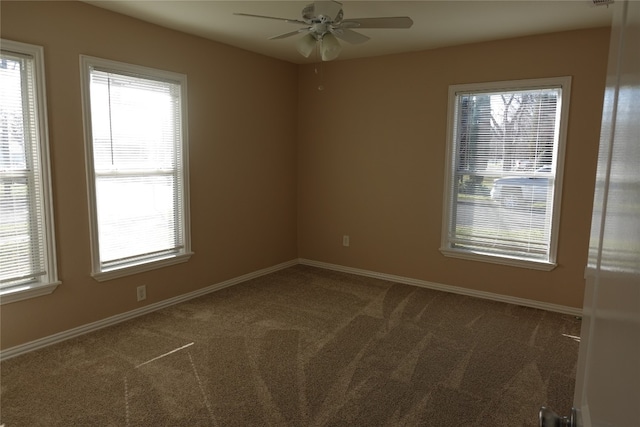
[0,39,60,304]
[79,55,192,281]
[440,77,572,271]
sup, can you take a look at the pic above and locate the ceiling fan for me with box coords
[235,1,413,61]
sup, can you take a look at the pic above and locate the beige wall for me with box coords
[0,1,299,350]
[1,1,610,351]
[297,28,610,309]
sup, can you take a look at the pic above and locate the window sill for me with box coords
[0,281,61,305]
[92,252,194,282]
[440,248,557,271]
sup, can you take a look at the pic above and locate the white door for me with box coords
[572,1,640,426]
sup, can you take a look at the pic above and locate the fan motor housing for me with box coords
[302,4,344,24]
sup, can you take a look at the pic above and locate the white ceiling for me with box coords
[84,1,614,64]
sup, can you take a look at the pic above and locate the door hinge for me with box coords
[539,406,577,427]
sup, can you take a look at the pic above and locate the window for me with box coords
[0,40,59,303]
[441,77,571,270]
[80,56,192,281]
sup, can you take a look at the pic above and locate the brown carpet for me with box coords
[0,265,580,426]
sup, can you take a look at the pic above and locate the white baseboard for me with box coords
[298,258,583,317]
[1,257,582,361]
[0,259,298,361]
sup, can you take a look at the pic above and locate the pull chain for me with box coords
[314,42,325,91]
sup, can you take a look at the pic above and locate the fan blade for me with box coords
[234,13,306,25]
[269,29,308,40]
[312,1,343,21]
[341,17,413,29]
[330,28,369,44]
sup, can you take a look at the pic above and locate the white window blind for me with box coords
[441,78,571,269]
[81,57,191,280]
[0,40,59,301]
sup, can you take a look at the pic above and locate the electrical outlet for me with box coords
[343,235,350,247]
[137,285,146,302]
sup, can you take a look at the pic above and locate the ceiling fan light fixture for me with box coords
[296,33,317,58]
[320,33,341,61]
[237,1,413,62]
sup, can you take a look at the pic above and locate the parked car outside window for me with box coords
[490,165,553,208]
